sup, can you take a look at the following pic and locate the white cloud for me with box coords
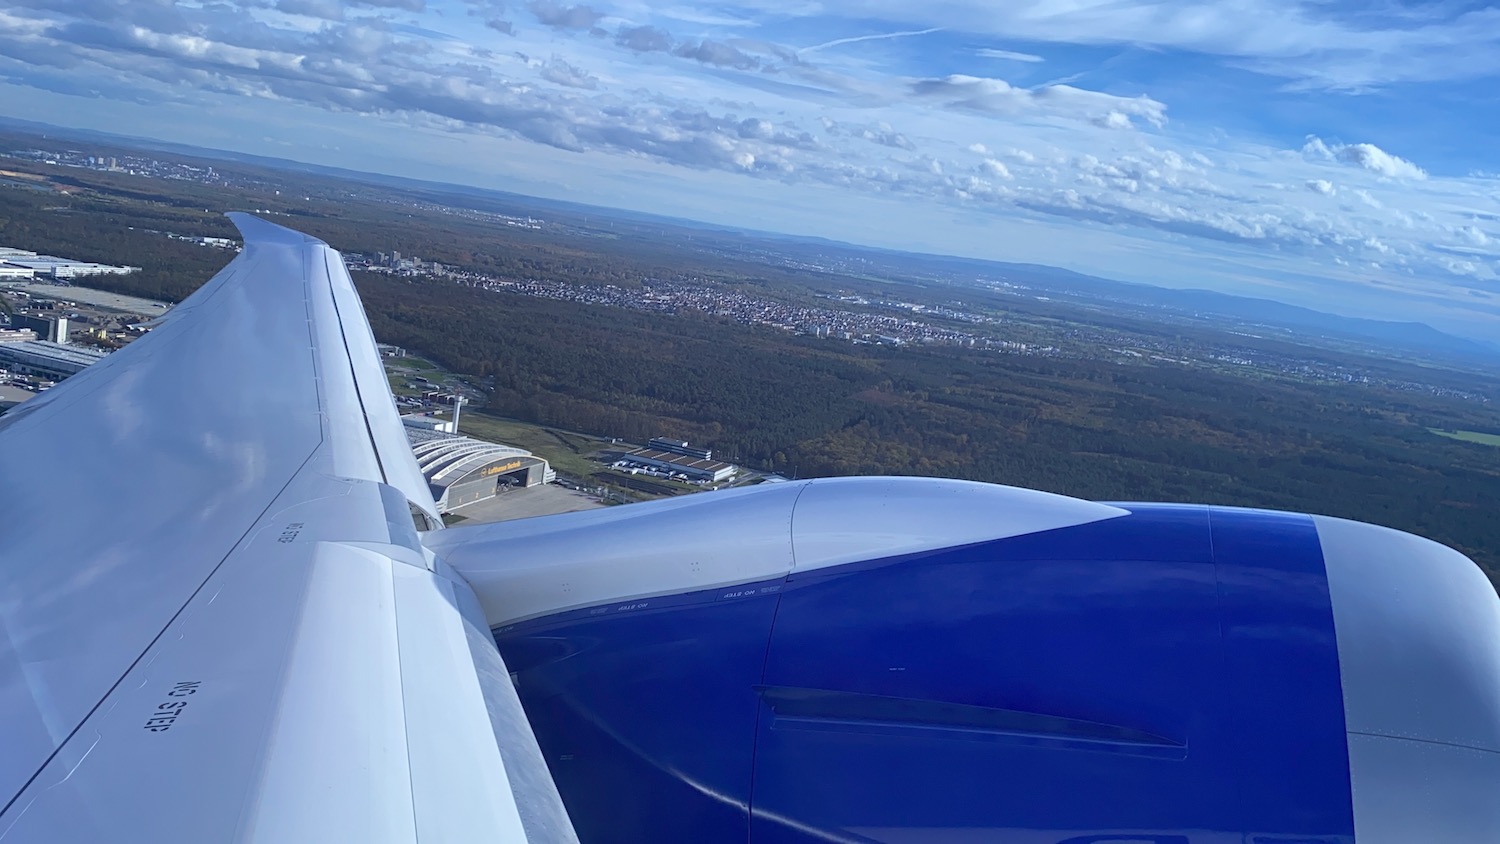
[276,0,344,21]
[1302,136,1334,160]
[727,0,1500,90]
[979,158,1012,179]
[1456,225,1491,246]
[1303,135,1426,180]
[800,27,943,56]
[540,56,597,89]
[822,119,915,150]
[674,39,759,70]
[2,0,1498,336]
[911,74,1166,128]
[977,48,1043,63]
[615,25,672,53]
[1336,143,1426,180]
[1093,110,1133,130]
[527,1,603,30]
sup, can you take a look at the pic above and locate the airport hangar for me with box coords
[406,425,555,513]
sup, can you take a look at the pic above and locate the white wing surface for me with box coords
[0,215,575,841]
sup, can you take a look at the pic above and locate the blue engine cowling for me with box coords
[427,477,1500,844]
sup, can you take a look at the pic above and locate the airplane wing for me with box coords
[0,215,575,841]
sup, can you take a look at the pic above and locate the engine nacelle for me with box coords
[426,477,1500,844]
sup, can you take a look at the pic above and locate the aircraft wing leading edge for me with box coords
[0,215,575,841]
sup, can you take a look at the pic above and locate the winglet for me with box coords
[228,211,329,247]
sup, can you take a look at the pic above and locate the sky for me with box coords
[2,1,1499,340]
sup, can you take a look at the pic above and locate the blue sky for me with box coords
[1,1,1498,339]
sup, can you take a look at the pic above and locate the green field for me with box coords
[454,410,612,480]
[383,355,620,482]
[1430,428,1500,447]
[385,355,454,397]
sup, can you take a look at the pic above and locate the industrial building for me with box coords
[618,447,738,483]
[648,437,713,459]
[0,248,135,279]
[407,427,555,513]
[401,413,455,434]
[7,314,68,344]
[0,340,107,379]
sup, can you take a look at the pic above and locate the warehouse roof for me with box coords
[0,340,107,369]
[406,428,545,488]
[624,447,735,474]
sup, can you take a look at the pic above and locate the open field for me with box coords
[455,410,612,481]
[0,281,171,318]
[1430,429,1500,447]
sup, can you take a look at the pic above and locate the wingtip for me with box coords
[226,212,329,248]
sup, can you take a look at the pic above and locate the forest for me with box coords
[352,273,1500,585]
[3,137,1498,587]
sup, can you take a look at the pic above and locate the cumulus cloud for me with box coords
[527,1,601,30]
[1336,143,1426,180]
[820,119,915,150]
[615,24,672,53]
[911,75,1026,112]
[912,74,1166,128]
[980,159,1012,179]
[1303,135,1426,180]
[1456,225,1491,246]
[1302,136,1335,160]
[736,117,772,139]
[4,0,1499,326]
[0,1,818,178]
[540,56,596,89]
[861,125,914,150]
[1093,111,1132,130]
[1035,84,1166,127]
[276,0,343,20]
[673,39,759,70]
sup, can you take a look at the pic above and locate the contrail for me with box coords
[800,27,944,56]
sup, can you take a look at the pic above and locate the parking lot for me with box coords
[2,281,170,319]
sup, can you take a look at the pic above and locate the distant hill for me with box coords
[935,259,1500,363]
